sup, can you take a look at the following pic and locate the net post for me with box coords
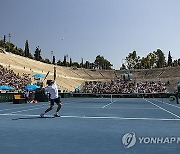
[175,92,179,104]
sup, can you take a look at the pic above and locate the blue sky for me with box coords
[1,0,180,69]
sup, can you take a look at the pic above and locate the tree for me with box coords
[41,58,51,64]
[70,58,72,67]
[34,46,42,61]
[52,56,56,65]
[125,50,141,69]
[0,40,6,50]
[141,52,156,69]
[147,52,156,68]
[120,64,126,70]
[72,62,80,68]
[155,49,166,68]
[85,61,90,69]
[80,58,84,68]
[103,59,113,69]
[178,58,180,66]
[94,55,112,70]
[173,60,178,67]
[24,40,30,57]
[6,42,14,53]
[90,62,95,69]
[17,48,24,56]
[57,60,62,66]
[167,51,172,67]
[94,55,103,69]
[141,57,146,69]
[63,55,67,66]
[3,35,6,43]
[28,52,34,59]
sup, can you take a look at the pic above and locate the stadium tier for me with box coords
[0,48,179,92]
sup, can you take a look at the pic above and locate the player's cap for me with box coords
[46,80,52,85]
[46,80,54,85]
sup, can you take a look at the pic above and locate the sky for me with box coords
[1,0,180,69]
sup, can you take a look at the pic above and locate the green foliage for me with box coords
[63,55,67,66]
[94,55,112,70]
[122,49,168,70]
[0,40,25,55]
[168,51,172,67]
[3,38,180,70]
[125,50,141,69]
[72,62,80,68]
[52,56,56,65]
[147,52,156,68]
[57,60,62,66]
[45,58,51,64]
[84,61,90,69]
[3,35,6,43]
[0,40,5,49]
[120,63,126,70]
[155,49,166,68]
[24,40,30,57]
[17,48,24,56]
[40,58,51,64]
[69,58,72,67]
[6,42,14,52]
[173,60,178,67]
[178,59,180,66]
[34,46,42,61]
[80,58,84,68]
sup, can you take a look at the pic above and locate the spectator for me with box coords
[0,65,31,90]
[82,79,167,94]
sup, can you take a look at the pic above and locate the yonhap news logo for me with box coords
[122,132,180,149]
[122,132,136,148]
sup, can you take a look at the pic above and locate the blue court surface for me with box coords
[0,97,180,154]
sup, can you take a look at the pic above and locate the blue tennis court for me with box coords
[0,97,180,154]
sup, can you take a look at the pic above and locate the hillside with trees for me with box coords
[121,49,180,70]
[1,37,180,92]
[0,38,112,70]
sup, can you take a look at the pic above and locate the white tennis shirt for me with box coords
[45,81,58,99]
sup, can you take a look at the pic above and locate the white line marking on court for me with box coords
[102,100,117,108]
[0,113,180,121]
[61,116,180,121]
[153,99,180,109]
[144,98,180,119]
[63,106,159,110]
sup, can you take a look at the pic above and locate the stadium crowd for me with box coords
[0,65,31,90]
[0,63,168,94]
[82,79,167,94]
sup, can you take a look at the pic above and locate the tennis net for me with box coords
[67,92,179,104]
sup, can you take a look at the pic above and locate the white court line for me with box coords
[144,98,180,119]
[153,99,180,109]
[0,113,180,121]
[63,106,159,110]
[102,100,117,108]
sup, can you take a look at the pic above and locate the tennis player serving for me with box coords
[40,80,62,117]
